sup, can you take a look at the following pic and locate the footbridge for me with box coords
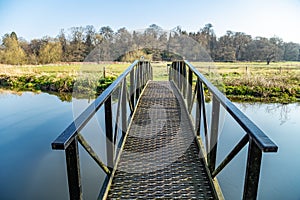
[52,60,278,199]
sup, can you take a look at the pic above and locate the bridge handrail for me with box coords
[51,60,152,199]
[184,60,277,152]
[51,60,139,150]
[169,60,278,200]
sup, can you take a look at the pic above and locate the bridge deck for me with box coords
[106,81,217,199]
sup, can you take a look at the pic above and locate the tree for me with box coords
[232,32,252,60]
[215,31,236,61]
[115,27,133,59]
[99,26,114,41]
[244,37,281,64]
[58,29,68,62]
[39,40,62,64]
[1,32,27,64]
[68,27,85,61]
[84,25,96,56]
[191,23,217,59]
[283,42,300,61]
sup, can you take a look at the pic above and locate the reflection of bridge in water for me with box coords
[52,60,278,199]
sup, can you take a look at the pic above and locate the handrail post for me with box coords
[169,64,172,81]
[130,69,135,110]
[243,137,263,200]
[171,62,176,82]
[195,79,201,136]
[208,95,220,173]
[179,61,183,91]
[121,79,127,137]
[187,68,193,110]
[176,61,179,86]
[105,96,114,170]
[140,61,145,89]
[65,136,82,200]
[182,61,187,98]
[135,64,140,103]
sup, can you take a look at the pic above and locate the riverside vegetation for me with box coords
[0,62,299,103]
[194,62,300,103]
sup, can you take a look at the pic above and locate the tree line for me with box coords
[0,24,299,65]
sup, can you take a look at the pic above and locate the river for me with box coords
[0,91,299,199]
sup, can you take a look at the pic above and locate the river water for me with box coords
[0,91,299,199]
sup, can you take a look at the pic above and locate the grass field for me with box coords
[0,61,300,103]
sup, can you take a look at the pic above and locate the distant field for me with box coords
[0,61,299,103]
[1,61,299,77]
[0,62,170,81]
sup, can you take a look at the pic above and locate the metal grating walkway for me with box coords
[107,81,217,199]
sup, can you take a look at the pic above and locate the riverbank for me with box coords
[194,62,300,103]
[0,63,124,96]
[0,62,299,103]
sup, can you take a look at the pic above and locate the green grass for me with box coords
[1,61,300,103]
[191,61,300,103]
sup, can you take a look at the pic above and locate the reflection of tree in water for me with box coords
[237,103,292,125]
[265,104,291,125]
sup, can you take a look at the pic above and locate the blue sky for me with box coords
[0,0,300,43]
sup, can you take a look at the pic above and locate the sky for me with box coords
[0,0,300,43]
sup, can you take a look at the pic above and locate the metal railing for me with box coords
[169,60,278,200]
[51,60,152,199]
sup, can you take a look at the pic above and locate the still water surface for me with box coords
[0,91,299,199]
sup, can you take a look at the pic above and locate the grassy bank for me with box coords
[0,63,122,95]
[1,61,299,103]
[193,62,300,103]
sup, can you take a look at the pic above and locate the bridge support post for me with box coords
[182,61,187,98]
[130,69,135,110]
[105,96,114,170]
[208,96,220,173]
[179,61,183,92]
[195,79,202,137]
[65,136,82,200]
[243,137,262,200]
[187,68,193,111]
[121,79,127,137]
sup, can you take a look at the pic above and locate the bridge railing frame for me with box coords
[169,60,278,200]
[51,60,152,200]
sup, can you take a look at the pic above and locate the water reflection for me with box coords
[236,102,299,125]
[218,102,300,200]
[1,89,300,199]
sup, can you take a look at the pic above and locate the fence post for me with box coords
[105,96,114,170]
[208,95,220,173]
[65,136,82,200]
[243,137,263,200]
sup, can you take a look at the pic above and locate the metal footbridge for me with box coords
[52,60,278,199]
